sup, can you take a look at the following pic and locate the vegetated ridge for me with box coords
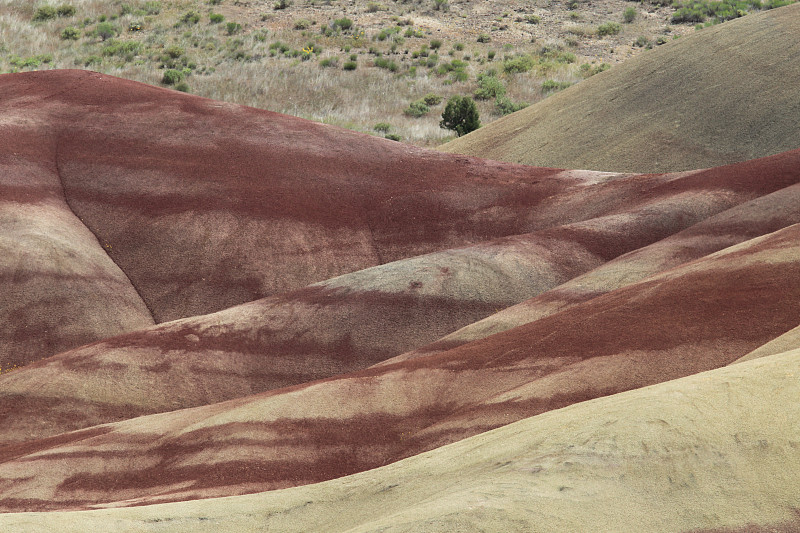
[441,3,800,172]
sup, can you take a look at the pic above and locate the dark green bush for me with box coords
[477,33,491,43]
[95,21,117,41]
[623,6,636,22]
[57,4,76,17]
[423,93,443,105]
[210,13,224,23]
[102,39,142,58]
[226,21,242,34]
[274,0,292,9]
[597,21,622,35]
[385,133,402,141]
[404,100,430,117]
[374,57,398,71]
[502,54,534,73]
[333,17,353,30]
[440,95,480,136]
[579,62,610,77]
[373,122,391,133]
[162,69,184,85]
[343,60,357,70]
[541,79,573,92]
[320,57,338,67]
[474,73,505,100]
[61,26,80,39]
[181,11,201,24]
[430,39,442,49]
[32,6,57,21]
[495,95,528,115]
[175,81,190,92]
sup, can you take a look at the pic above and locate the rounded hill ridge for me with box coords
[440,3,800,173]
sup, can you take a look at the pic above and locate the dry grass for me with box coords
[0,0,691,146]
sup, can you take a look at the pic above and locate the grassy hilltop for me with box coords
[0,0,737,145]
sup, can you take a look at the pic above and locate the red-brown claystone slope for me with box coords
[1,222,797,512]
[395,179,800,361]
[2,149,799,445]
[0,93,155,369]
[0,69,608,325]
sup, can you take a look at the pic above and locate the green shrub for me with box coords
[404,100,430,117]
[440,95,480,136]
[343,60,357,70]
[374,57,398,71]
[597,21,622,35]
[430,39,442,49]
[423,93,443,105]
[474,73,505,100]
[579,62,610,77]
[102,39,142,58]
[165,45,184,58]
[385,133,401,141]
[623,6,636,22]
[502,54,534,73]
[541,79,573,92]
[226,21,242,34]
[495,95,528,115]
[57,4,76,17]
[633,35,650,47]
[61,26,80,39]
[274,0,292,9]
[320,57,338,67]
[373,122,391,133]
[477,33,491,43]
[84,54,102,66]
[525,14,541,24]
[162,69,184,85]
[434,0,449,11]
[175,81,190,92]
[33,6,57,21]
[95,21,117,41]
[210,13,224,23]
[294,18,312,29]
[367,2,383,12]
[333,17,353,30]
[453,42,464,51]
[181,11,201,24]
[487,50,496,60]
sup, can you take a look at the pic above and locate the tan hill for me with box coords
[440,3,800,173]
[0,349,798,532]
[0,220,797,512]
[2,146,799,446]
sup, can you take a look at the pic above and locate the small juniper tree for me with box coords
[440,95,480,136]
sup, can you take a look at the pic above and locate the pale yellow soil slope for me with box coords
[2,349,798,532]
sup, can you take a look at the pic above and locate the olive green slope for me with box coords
[440,4,800,173]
